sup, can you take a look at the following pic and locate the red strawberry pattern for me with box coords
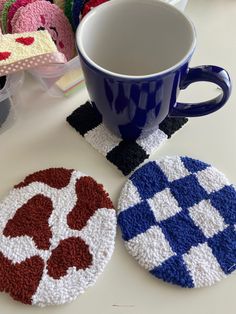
[0,52,11,61]
[0,168,116,306]
[15,37,35,45]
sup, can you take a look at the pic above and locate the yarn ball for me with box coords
[0,168,116,306]
[11,0,75,60]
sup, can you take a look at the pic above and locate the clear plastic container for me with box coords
[0,72,24,134]
[28,56,84,97]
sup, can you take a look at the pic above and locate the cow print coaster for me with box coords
[67,102,188,176]
[117,156,236,288]
[0,168,116,306]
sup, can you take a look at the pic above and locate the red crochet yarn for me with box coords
[67,176,113,230]
[82,0,109,18]
[47,237,92,279]
[3,195,53,250]
[15,36,35,45]
[0,254,44,304]
[15,168,73,189]
[0,52,11,61]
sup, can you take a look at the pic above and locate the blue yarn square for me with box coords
[169,174,208,209]
[210,185,236,224]
[150,255,194,288]
[131,162,168,200]
[208,225,236,274]
[159,211,206,255]
[118,201,157,241]
[181,157,209,174]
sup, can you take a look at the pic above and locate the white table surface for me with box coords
[0,0,236,313]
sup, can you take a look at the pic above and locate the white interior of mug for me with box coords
[77,0,196,78]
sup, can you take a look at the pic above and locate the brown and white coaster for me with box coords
[0,168,116,306]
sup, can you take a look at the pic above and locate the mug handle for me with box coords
[169,65,232,117]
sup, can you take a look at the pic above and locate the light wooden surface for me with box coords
[0,0,235,313]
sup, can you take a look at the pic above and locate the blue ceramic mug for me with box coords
[76,0,232,140]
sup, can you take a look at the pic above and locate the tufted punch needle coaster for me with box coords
[11,0,75,61]
[71,0,84,30]
[7,0,41,34]
[0,168,116,306]
[67,102,188,176]
[117,156,236,288]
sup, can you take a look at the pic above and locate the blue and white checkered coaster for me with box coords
[117,156,236,288]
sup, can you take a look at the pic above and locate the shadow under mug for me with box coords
[76,0,232,141]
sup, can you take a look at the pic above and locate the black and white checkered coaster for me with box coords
[67,102,188,175]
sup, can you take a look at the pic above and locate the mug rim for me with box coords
[76,0,196,79]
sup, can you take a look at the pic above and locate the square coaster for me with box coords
[67,102,188,175]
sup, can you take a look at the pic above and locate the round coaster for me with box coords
[1,0,15,33]
[7,0,39,33]
[71,0,83,30]
[118,156,236,288]
[64,0,73,26]
[11,1,75,60]
[0,168,116,306]
[81,0,108,18]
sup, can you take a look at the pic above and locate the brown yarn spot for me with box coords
[15,168,73,189]
[0,253,44,304]
[3,195,53,250]
[67,176,113,230]
[47,237,92,279]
